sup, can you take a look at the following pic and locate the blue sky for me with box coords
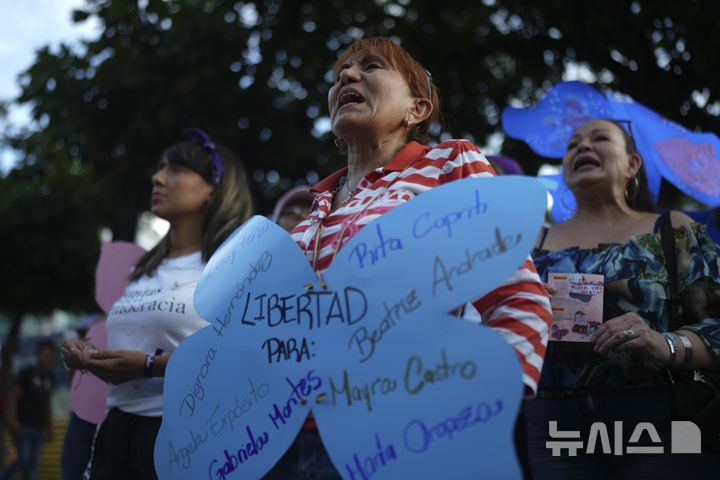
[0,0,100,173]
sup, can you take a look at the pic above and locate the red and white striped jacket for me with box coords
[291,140,551,395]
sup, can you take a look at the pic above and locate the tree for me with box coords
[1,0,718,332]
[496,0,720,181]
[0,159,101,404]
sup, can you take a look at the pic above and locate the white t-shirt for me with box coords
[105,251,207,416]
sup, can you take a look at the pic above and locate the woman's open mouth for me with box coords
[337,90,366,111]
[572,154,601,172]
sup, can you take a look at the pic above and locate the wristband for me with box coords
[144,348,164,378]
[144,354,156,378]
[662,332,678,366]
[676,333,693,366]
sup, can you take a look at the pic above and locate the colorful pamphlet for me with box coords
[548,273,604,342]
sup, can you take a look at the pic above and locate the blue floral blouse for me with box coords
[532,223,720,395]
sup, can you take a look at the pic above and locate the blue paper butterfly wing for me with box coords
[614,100,720,206]
[502,81,614,159]
[320,176,548,326]
[311,176,547,478]
[156,217,321,479]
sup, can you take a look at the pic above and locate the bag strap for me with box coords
[536,226,550,250]
[658,212,682,329]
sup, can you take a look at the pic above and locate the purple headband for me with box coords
[181,127,224,186]
[486,155,524,176]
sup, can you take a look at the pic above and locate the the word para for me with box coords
[261,337,314,364]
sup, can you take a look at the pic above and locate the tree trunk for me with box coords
[0,311,23,457]
[1,312,23,398]
[110,209,138,242]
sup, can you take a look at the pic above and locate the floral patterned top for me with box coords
[532,222,720,395]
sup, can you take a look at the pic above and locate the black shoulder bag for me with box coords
[659,212,720,453]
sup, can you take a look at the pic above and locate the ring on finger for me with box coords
[622,328,635,342]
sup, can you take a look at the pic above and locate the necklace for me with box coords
[336,176,360,207]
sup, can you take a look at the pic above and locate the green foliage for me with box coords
[1,0,719,315]
[0,160,101,314]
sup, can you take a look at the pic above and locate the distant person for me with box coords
[272,186,315,232]
[2,341,56,480]
[62,129,253,480]
[486,154,525,176]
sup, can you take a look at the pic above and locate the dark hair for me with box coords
[130,141,253,280]
[604,120,657,213]
[332,37,441,145]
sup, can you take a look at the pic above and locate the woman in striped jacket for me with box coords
[267,36,552,479]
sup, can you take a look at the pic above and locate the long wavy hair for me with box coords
[130,141,253,280]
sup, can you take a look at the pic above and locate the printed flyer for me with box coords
[548,273,604,342]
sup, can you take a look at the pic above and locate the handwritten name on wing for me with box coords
[344,433,398,480]
[207,425,269,480]
[403,399,504,454]
[432,227,522,297]
[329,349,476,412]
[347,288,421,363]
[212,251,273,338]
[169,378,269,470]
[346,189,489,270]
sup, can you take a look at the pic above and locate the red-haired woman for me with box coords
[266,37,552,479]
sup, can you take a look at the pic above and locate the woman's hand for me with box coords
[61,339,97,370]
[85,350,147,385]
[543,283,557,296]
[592,313,669,363]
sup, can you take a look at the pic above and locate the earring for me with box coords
[625,175,639,202]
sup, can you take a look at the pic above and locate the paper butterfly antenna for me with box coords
[315,270,329,289]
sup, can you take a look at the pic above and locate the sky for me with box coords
[0,0,100,174]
